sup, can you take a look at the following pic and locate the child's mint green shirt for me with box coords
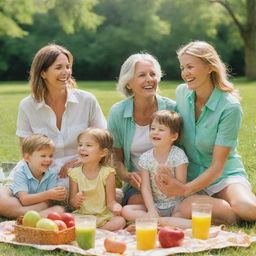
[108,94,176,191]
[176,84,247,185]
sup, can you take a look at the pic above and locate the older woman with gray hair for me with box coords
[108,53,176,205]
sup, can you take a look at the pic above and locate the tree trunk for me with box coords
[243,30,256,81]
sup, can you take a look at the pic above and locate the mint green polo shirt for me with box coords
[108,94,176,175]
[176,84,247,185]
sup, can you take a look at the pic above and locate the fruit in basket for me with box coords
[54,220,67,230]
[66,220,75,228]
[22,210,41,227]
[47,212,62,221]
[36,218,58,231]
[158,227,185,248]
[61,212,74,225]
[104,237,127,254]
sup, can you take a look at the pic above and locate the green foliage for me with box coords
[0,0,250,80]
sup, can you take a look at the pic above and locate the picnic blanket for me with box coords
[0,221,256,255]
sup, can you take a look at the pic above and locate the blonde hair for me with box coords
[117,53,162,97]
[150,110,183,141]
[77,128,114,166]
[22,134,55,155]
[177,41,240,99]
[29,44,77,102]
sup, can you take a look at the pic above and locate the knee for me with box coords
[230,200,256,221]
[121,205,132,220]
[50,205,65,215]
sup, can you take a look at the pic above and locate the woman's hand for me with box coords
[126,172,142,191]
[58,158,81,178]
[155,165,186,198]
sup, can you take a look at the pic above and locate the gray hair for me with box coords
[117,53,163,97]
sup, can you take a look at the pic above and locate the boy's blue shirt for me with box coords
[8,160,57,197]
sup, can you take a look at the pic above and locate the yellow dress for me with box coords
[68,166,115,227]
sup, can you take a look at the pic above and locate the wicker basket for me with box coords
[14,216,75,245]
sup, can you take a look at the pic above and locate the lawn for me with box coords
[0,79,256,255]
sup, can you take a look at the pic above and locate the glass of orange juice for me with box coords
[75,215,96,250]
[136,217,158,250]
[192,203,212,240]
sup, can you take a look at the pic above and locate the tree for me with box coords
[211,0,256,80]
[0,0,103,37]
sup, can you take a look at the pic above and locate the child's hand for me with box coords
[146,209,160,218]
[48,186,66,201]
[109,202,122,216]
[74,191,86,208]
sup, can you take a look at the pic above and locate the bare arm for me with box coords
[141,169,159,217]
[114,147,141,190]
[105,173,122,215]
[155,145,231,197]
[175,163,188,184]
[68,178,85,209]
[18,187,66,206]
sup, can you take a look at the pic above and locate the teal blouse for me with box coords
[176,83,247,185]
[108,94,176,176]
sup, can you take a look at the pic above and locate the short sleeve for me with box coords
[138,152,149,170]
[215,104,242,147]
[101,167,116,185]
[88,93,107,129]
[68,168,79,183]
[11,170,29,196]
[46,170,58,190]
[16,100,33,138]
[171,147,189,167]
[108,105,122,148]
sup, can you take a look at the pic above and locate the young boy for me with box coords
[7,134,66,217]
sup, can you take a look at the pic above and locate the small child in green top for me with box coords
[68,128,126,231]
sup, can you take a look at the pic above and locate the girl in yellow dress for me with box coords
[68,128,126,231]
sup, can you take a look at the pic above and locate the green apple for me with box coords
[36,218,58,231]
[22,210,41,227]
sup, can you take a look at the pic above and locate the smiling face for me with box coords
[24,147,54,178]
[41,53,71,91]
[179,54,212,92]
[78,133,107,165]
[127,60,158,98]
[150,120,178,148]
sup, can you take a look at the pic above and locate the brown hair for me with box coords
[22,134,55,155]
[150,110,183,141]
[77,128,114,166]
[29,44,77,102]
[177,41,240,100]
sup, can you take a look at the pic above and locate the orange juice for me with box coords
[192,214,211,240]
[136,228,157,250]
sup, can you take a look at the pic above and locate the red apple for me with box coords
[104,237,127,254]
[47,212,62,221]
[66,220,75,228]
[61,212,74,225]
[54,220,67,231]
[158,227,185,248]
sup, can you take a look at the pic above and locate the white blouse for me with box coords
[16,88,107,164]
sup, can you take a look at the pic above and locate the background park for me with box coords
[0,0,256,255]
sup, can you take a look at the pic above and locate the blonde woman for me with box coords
[155,41,256,224]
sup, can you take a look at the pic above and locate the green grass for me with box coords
[0,79,256,255]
